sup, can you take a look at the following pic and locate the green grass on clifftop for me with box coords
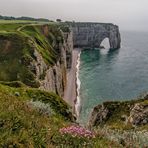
[0,21,64,87]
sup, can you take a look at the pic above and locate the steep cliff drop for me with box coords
[0,24,73,98]
[0,22,121,107]
[64,48,81,108]
[72,23,121,49]
[63,22,121,117]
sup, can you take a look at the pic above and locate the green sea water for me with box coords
[79,31,148,123]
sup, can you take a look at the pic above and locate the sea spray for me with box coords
[75,50,81,118]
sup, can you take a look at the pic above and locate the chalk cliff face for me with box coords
[72,23,121,49]
[0,22,121,97]
[23,23,121,97]
[31,28,73,97]
[30,48,66,97]
[23,23,120,97]
[0,24,73,97]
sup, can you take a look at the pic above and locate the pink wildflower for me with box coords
[59,125,95,138]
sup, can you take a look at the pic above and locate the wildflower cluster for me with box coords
[59,125,95,138]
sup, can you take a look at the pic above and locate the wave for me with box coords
[75,50,81,117]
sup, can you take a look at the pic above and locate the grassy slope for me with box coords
[0,83,120,148]
[0,83,72,147]
[0,21,63,87]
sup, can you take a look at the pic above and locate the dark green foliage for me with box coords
[21,54,34,66]
[56,19,62,22]
[59,24,70,32]
[0,81,26,88]
[18,68,40,88]
[0,15,50,22]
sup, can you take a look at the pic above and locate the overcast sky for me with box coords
[0,0,148,31]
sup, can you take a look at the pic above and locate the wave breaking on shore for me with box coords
[75,50,81,118]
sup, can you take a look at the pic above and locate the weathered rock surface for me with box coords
[88,97,148,128]
[40,32,72,97]
[128,103,148,126]
[63,31,73,69]
[38,23,121,97]
[88,104,109,128]
[72,23,121,49]
[28,27,73,97]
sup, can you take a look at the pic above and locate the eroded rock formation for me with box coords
[31,29,73,97]
[128,103,148,126]
[88,95,148,128]
[72,23,121,49]
[88,104,109,128]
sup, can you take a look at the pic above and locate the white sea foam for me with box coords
[75,50,81,117]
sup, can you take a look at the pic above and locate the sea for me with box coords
[77,31,148,124]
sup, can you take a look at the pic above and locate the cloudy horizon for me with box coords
[0,0,148,31]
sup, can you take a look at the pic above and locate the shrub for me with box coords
[27,100,53,116]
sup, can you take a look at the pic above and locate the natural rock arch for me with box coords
[72,23,121,50]
[100,37,110,49]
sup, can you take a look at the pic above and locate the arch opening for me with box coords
[100,37,110,50]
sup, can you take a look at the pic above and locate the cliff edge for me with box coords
[0,23,73,97]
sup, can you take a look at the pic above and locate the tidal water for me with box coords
[79,31,148,123]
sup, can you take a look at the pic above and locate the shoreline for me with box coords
[75,50,81,117]
[64,48,81,117]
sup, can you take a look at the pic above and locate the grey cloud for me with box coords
[0,0,148,31]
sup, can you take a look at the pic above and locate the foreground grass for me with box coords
[0,83,120,147]
[0,83,73,147]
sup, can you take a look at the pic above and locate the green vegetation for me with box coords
[0,20,65,87]
[0,23,24,31]
[21,25,59,64]
[0,15,50,22]
[59,23,70,32]
[0,83,120,147]
[0,31,40,87]
[0,83,72,147]
[0,19,147,147]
